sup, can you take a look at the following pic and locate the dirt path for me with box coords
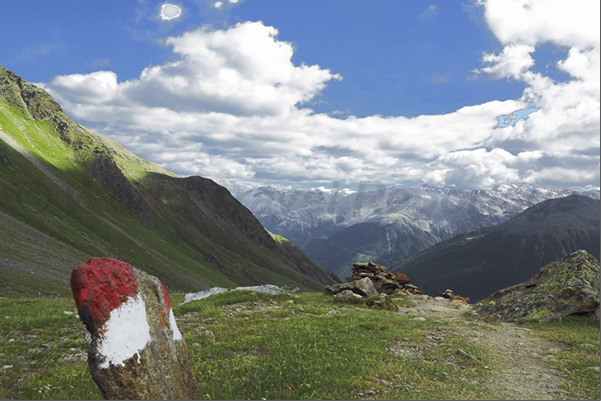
[469,322,568,400]
[399,295,570,400]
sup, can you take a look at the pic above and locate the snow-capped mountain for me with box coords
[234,183,600,278]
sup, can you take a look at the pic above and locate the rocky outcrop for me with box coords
[324,262,422,297]
[474,250,600,322]
[0,65,84,136]
[71,258,197,400]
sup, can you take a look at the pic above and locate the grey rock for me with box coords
[457,349,478,361]
[182,287,228,304]
[335,289,362,300]
[233,284,285,295]
[182,284,297,305]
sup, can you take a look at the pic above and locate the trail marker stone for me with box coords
[71,258,197,400]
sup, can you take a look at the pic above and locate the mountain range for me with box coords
[393,195,600,301]
[235,184,599,278]
[0,65,338,297]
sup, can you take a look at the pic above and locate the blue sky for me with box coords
[1,0,599,191]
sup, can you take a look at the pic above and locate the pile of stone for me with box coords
[324,261,422,297]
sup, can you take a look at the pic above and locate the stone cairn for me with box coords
[324,261,422,297]
[71,258,197,400]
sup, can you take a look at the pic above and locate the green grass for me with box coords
[267,231,293,247]
[5,293,598,400]
[175,292,497,400]
[0,297,100,400]
[520,316,601,399]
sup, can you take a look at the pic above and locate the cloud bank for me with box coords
[41,0,600,190]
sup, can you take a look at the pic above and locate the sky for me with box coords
[0,0,599,192]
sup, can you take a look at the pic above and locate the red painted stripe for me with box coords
[71,258,138,325]
[161,283,172,310]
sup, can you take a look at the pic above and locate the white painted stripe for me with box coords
[97,294,151,369]
[169,309,183,341]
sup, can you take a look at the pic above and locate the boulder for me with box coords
[324,277,378,297]
[353,261,381,273]
[373,279,401,295]
[233,284,286,295]
[354,277,379,297]
[475,250,600,322]
[71,258,197,400]
[183,287,228,303]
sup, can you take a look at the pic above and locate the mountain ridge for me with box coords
[392,195,601,301]
[0,65,338,296]
[235,182,600,278]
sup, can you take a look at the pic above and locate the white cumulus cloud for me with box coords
[40,3,599,191]
[474,44,535,79]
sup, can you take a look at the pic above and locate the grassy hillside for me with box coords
[0,65,337,296]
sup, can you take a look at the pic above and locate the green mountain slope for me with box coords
[0,66,338,296]
[393,195,601,302]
